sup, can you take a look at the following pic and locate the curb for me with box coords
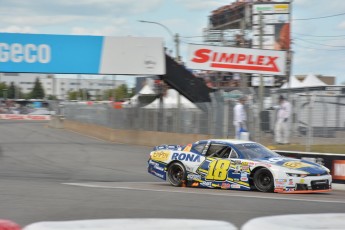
[332,183,345,191]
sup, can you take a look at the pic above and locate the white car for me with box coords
[148,139,332,193]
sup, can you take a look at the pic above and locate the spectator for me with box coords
[272,95,292,144]
[233,95,247,139]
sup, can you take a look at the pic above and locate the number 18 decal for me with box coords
[206,159,231,181]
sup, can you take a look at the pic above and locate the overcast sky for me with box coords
[1,0,345,84]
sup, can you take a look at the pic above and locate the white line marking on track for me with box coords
[63,182,345,204]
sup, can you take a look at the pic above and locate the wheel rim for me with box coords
[258,172,272,187]
[169,165,183,184]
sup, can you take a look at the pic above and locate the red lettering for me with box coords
[236,54,246,63]
[218,53,235,63]
[266,56,279,72]
[247,55,254,65]
[192,49,211,63]
[257,56,265,65]
[266,56,278,66]
[212,52,218,62]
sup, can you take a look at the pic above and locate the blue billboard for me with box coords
[0,33,165,75]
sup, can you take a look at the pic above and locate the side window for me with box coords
[206,144,229,158]
[229,149,239,159]
[193,143,206,154]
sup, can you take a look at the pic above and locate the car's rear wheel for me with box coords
[167,162,186,187]
[254,168,274,192]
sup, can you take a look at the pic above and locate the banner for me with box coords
[187,44,286,75]
[0,33,165,75]
[0,114,51,120]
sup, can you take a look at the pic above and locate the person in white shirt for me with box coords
[273,95,292,144]
[233,96,247,139]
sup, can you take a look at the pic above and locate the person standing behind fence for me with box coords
[273,95,292,144]
[233,96,247,139]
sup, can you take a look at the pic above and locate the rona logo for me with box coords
[172,153,201,162]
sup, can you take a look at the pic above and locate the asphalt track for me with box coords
[0,120,344,228]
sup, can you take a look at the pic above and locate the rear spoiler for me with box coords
[153,144,184,151]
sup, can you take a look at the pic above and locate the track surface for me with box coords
[0,120,344,228]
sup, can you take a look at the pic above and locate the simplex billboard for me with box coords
[187,44,287,75]
[0,33,165,75]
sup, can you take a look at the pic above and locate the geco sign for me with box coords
[0,33,165,75]
[187,44,286,75]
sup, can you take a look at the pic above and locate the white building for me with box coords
[0,73,126,100]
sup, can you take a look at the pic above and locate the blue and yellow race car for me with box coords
[148,139,332,193]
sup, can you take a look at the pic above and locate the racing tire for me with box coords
[167,162,187,187]
[253,168,274,192]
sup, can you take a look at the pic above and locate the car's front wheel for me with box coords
[253,168,274,192]
[167,162,186,187]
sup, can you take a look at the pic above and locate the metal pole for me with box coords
[138,20,177,59]
[258,11,264,142]
[112,75,116,102]
[77,74,81,100]
[287,0,293,99]
[175,33,180,62]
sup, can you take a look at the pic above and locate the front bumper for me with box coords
[274,175,332,193]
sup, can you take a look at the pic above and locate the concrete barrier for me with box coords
[24,219,237,230]
[242,213,345,230]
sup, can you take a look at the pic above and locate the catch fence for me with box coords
[61,86,345,150]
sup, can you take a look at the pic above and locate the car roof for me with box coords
[203,139,256,145]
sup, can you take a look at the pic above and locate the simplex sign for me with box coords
[187,44,287,75]
[0,33,165,75]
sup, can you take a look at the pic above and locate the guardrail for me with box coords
[276,150,345,184]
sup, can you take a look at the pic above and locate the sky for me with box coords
[0,0,345,85]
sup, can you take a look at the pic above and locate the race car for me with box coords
[147,139,332,193]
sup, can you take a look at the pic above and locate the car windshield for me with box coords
[234,143,281,159]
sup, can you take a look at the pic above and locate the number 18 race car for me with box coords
[148,139,332,193]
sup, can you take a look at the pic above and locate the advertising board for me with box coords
[187,44,286,75]
[0,33,165,75]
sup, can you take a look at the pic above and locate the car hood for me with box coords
[254,157,328,174]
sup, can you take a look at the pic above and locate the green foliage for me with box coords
[7,82,16,99]
[0,82,8,98]
[30,78,45,99]
[103,84,132,101]
[5,82,23,99]
[47,95,58,100]
[68,89,90,100]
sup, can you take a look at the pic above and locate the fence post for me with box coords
[223,100,229,138]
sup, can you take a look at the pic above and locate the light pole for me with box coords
[138,20,180,62]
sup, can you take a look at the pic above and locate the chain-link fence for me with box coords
[268,89,345,150]
[61,86,345,149]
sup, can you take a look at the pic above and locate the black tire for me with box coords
[167,162,186,187]
[253,168,274,192]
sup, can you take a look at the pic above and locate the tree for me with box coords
[67,89,90,101]
[47,95,58,100]
[7,82,16,99]
[30,78,45,99]
[0,82,8,99]
[103,84,132,101]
